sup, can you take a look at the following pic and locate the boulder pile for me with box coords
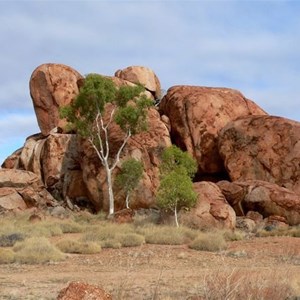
[1,63,300,228]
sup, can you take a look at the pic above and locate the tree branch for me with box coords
[111,129,131,171]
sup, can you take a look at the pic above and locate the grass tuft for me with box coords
[13,237,65,264]
[116,233,145,247]
[56,239,101,254]
[0,248,15,264]
[189,232,227,252]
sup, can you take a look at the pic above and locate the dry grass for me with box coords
[116,233,145,247]
[189,232,227,252]
[139,225,187,245]
[256,226,300,238]
[197,268,294,300]
[56,239,101,254]
[13,237,65,264]
[0,233,25,247]
[0,248,15,264]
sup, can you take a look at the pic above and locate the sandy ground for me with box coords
[0,236,299,299]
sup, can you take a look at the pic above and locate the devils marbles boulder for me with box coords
[115,66,161,99]
[0,169,56,209]
[159,86,267,175]
[179,181,236,230]
[219,115,300,195]
[57,281,112,300]
[235,180,300,226]
[80,106,171,212]
[30,63,83,136]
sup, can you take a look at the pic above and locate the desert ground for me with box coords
[0,232,299,300]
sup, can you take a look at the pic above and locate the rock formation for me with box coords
[159,86,267,176]
[179,181,236,230]
[2,62,300,227]
[218,115,300,195]
[30,63,83,136]
[0,169,56,211]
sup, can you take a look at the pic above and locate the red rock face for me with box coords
[115,66,161,99]
[218,115,300,194]
[179,181,236,230]
[57,281,112,300]
[159,86,267,175]
[235,180,300,225]
[30,63,83,136]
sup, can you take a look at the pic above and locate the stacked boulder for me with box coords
[1,62,300,229]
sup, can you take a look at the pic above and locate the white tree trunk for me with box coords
[174,206,179,227]
[125,192,130,209]
[106,165,114,215]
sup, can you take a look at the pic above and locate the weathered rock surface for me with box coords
[218,115,300,194]
[57,281,112,300]
[216,180,246,216]
[179,181,236,230]
[235,180,300,225]
[0,169,56,209]
[0,188,27,211]
[30,63,83,136]
[159,86,267,175]
[115,65,161,99]
[80,106,172,212]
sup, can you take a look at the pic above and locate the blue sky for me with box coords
[1,0,300,165]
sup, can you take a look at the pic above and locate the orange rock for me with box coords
[57,281,112,300]
[30,63,83,136]
[115,65,161,99]
[219,115,300,195]
[159,85,266,175]
[179,181,236,230]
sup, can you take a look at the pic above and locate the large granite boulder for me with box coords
[179,181,236,230]
[218,115,300,194]
[159,86,266,175]
[115,66,161,99]
[30,63,83,136]
[217,180,300,225]
[0,169,56,209]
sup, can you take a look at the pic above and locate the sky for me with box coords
[1,0,300,165]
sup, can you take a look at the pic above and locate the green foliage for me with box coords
[157,171,197,213]
[115,158,143,196]
[160,145,197,178]
[157,146,198,226]
[60,74,152,137]
[60,74,117,137]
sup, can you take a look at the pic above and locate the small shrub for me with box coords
[13,237,65,264]
[116,233,145,247]
[0,233,25,247]
[100,239,122,249]
[56,221,84,233]
[0,248,15,264]
[189,232,227,252]
[141,225,186,245]
[56,239,101,254]
[82,223,134,243]
[222,230,245,241]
